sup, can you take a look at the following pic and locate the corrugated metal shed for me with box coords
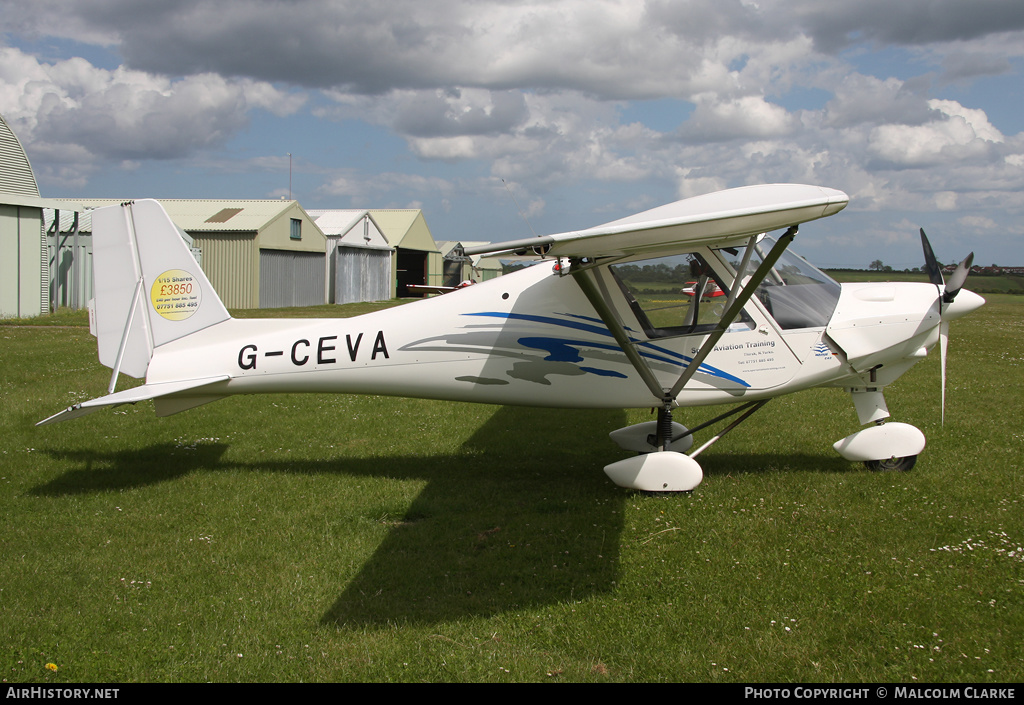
[308,210,393,304]
[308,209,391,249]
[0,113,39,198]
[74,199,327,309]
[1,114,44,317]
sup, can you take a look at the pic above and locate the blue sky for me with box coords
[3,0,1023,268]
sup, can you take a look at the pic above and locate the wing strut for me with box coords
[571,225,798,405]
[571,226,796,453]
[667,226,797,398]
[722,235,758,311]
[571,265,666,402]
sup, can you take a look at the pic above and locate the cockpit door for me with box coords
[600,247,802,398]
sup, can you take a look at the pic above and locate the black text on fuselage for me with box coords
[237,331,389,371]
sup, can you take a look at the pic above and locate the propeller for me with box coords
[919,229,975,425]
[943,251,975,303]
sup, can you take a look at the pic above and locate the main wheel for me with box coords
[864,455,917,472]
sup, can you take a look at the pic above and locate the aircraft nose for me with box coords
[942,289,985,322]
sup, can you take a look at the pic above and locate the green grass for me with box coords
[829,270,1024,296]
[1,297,1021,682]
[0,307,91,327]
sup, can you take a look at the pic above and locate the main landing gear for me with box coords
[605,388,926,491]
[604,401,769,492]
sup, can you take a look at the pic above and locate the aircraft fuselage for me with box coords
[145,246,975,413]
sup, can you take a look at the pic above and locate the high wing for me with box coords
[464,184,848,259]
[470,183,851,458]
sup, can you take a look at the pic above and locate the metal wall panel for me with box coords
[0,204,44,317]
[292,250,326,307]
[47,230,93,310]
[334,247,391,305]
[259,249,326,308]
[190,233,256,309]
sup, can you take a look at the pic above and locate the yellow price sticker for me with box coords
[150,269,203,321]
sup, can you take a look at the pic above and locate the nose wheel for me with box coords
[833,422,925,470]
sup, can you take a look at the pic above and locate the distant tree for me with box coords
[869,259,884,271]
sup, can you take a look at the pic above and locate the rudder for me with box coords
[92,200,230,381]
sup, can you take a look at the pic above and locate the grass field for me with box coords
[1,292,1021,683]
[828,270,1024,296]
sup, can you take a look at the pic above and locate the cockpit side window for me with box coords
[609,253,753,339]
[713,238,841,330]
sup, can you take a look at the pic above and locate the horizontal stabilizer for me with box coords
[37,375,230,426]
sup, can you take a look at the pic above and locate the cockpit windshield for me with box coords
[713,237,841,330]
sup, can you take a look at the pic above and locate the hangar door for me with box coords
[396,248,428,297]
[334,247,391,304]
[259,249,325,308]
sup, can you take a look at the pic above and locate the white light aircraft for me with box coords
[39,184,984,492]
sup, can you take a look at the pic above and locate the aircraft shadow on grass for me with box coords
[36,404,849,626]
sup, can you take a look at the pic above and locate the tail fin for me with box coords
[92,200,230,383]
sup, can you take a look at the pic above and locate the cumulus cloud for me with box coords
[677,95,798,142]
[822,74,934,129]
[2,0,1023,263]
[391,89,529,138]
[0,46,304,171]
[868,99,1005,168]
[783,0,1024,50]
[6,0,1021,94]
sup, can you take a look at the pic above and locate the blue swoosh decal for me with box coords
[463,312,750,387]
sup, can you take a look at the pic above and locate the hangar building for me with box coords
[76,199,327,309]
[1,113,81,318]
[368,209,442,297]
[307,209,393,304]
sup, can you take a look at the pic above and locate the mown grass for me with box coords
[1,294,1021,683]
[829,270,1024,296]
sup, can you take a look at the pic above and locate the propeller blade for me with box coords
[943,252,975,304]
[920,228,945,288]
[939,319,949,426]
[920,228,974,303]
